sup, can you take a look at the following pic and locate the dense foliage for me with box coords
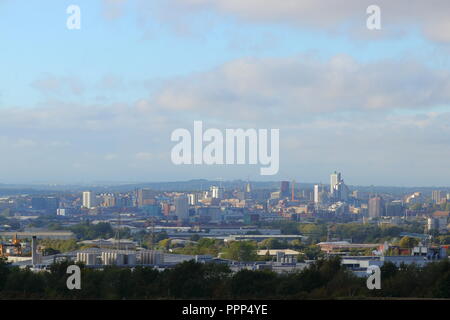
[264,221,426,243]
[0,257,449,299]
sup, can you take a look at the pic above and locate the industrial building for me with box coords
[77,238,137,250]
[0,231,75,240]
[342,245,448,277]
[75,249,164,266]
[224,234,307,242]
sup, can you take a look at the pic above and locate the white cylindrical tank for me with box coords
[102,251,118,265]
[116,253,125,265]
[77,252,97,265]
[139,250,164,265]
[126,253,136,265]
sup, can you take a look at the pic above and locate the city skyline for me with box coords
[2,1,450,186]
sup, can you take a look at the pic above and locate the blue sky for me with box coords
[1,0,450,186]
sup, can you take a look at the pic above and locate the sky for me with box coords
[1,0,450,186]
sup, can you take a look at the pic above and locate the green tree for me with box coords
[399,236,419,248]
[222,241,257,261]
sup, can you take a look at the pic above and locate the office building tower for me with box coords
[188,193,198,206]
[137,189,157,207]
[174,195,189,221]
[82,191,95,209]
[330,171,341,197]
[385,201,404,217]
[314,185,320,204]
[101,193,116,207]
[280,181,290,198]
[31,236,42,266]
[432,190,445,204]
[369,196,384,218]
[210,186,224,199]
[161,202,171,216]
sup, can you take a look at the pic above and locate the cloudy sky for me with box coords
[1,0,450,186]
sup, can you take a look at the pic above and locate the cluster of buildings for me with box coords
[0,172,449,277]
[1,171,449,236]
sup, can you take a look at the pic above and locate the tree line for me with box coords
[0,257,449,299]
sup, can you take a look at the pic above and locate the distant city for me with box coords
[3,0,450,304]
[1,172,448,274]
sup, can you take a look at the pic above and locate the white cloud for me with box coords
[134,152,153,161]
[31,74,85,96]
[2,55,450,184]
[163,0,450,43]
[102,0,128,20]
[153,54,450,123]
[104,153,118,161]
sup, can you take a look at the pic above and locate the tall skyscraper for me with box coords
[314,185,320,204]
[330,171,341,197]
[187,193,198,206]
[82,191,95,209]
[369,196,384,218]
[174,195,189,221]
[329,171,349,201]
[210,186,223,199]
[280,181,290,198]
[385,201,404,217]
[432,190,444,204]
[101,193,116,207]
[136,188,157,207]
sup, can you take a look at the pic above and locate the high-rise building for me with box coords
[82,191,95,209]
[313,185,320,204]
[432,190,445,204]
[174,195,189,221]
[385,201,404,217]
[161,202,171,216]
[335,181,350,201]
[31,236,42,266]
[187,193,198,206]
[329,171,350,201]
[280,181,290,198]
[136,189,157,207]
[210,186,224,199]
[368,196,384,218]
[330,171,341,197]
[101,193,116,207]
